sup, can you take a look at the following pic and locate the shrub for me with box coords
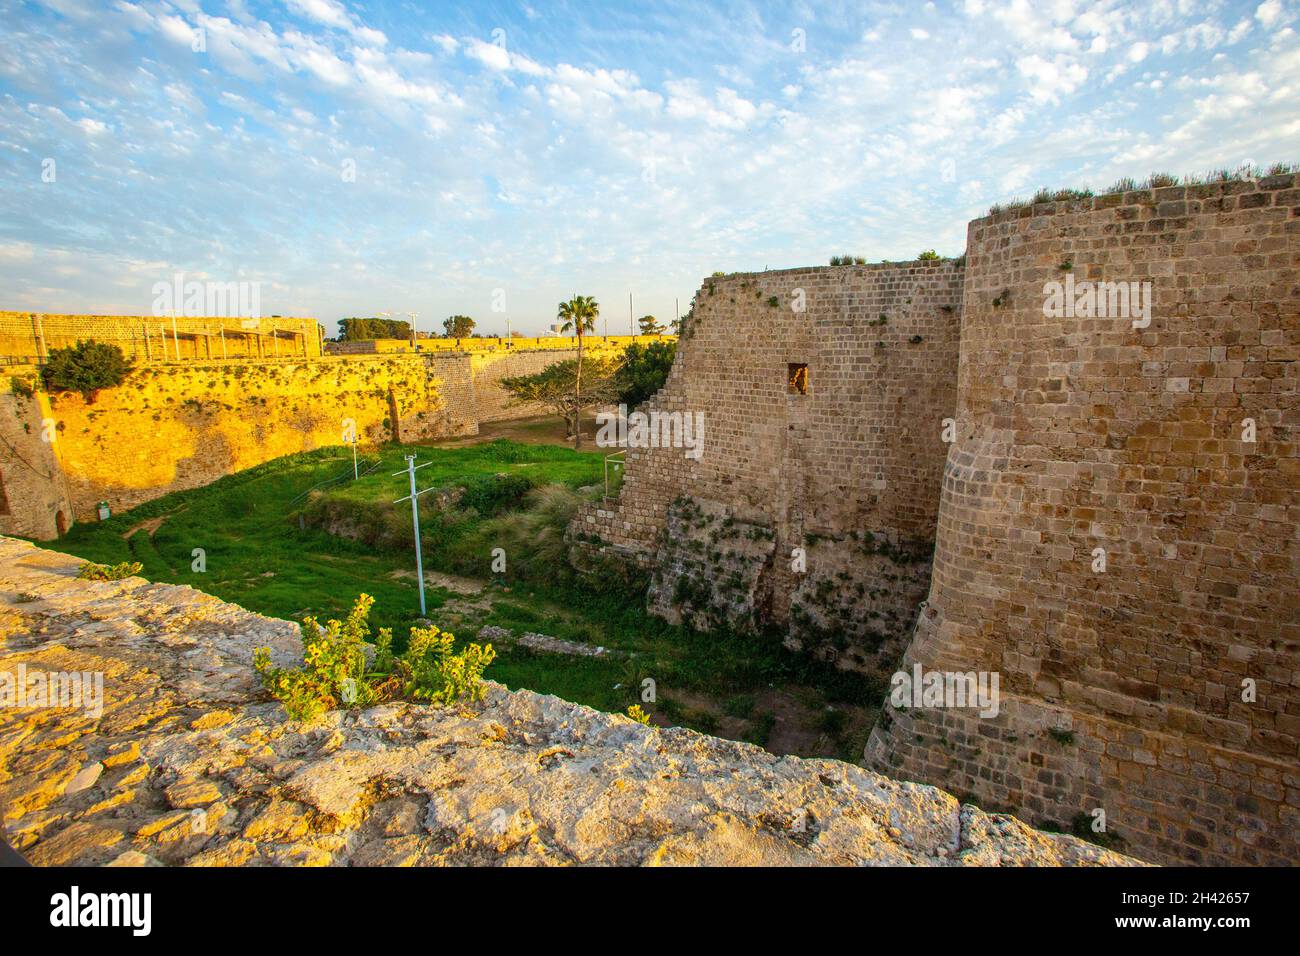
[253,593,495,721]
[445,484,590,589]
[626,704,651,725]
[615,340,676,409]
[41,340,132,401]
[459,472,536,516]
[917,249,941,260]
[76,561,143,581]
[395,623,496,705]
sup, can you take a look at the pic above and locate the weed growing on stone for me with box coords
[253,593,495,720]
[76,560,143,581]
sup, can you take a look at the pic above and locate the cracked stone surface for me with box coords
[0,535,1140,866]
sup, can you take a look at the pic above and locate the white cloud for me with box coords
[285,0,349,30]
[156,13,196,47]
[5,0,1298,330]
[1016,54,1088,102]
[465,38,510,71]
[285,0,385,45]
[284,31,351,86]
[464,37,547,76]
[1256,1,1283,28]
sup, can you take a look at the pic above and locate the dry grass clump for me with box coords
[986,161,1298,216]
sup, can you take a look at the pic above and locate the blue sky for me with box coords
[1,0,1297,336]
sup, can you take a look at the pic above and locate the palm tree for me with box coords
[558,294,599,448]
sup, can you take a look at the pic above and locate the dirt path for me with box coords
[121,505,188,541]
[421,411,610,449]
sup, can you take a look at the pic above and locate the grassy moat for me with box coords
[46,420,879,762]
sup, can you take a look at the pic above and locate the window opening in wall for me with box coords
[0,469,9,515]
[787,363,809,395]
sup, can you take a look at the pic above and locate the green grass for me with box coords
[324,439,603,504]
[49,440,602,638]
[45,438,878,747]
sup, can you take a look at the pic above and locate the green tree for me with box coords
[443,315,476,338]
[637,314,665,335]
[616,340,676,409]
[500,355,620,443]
[337,317,410,341]
[41,340,132,402]
[557,295,599,449]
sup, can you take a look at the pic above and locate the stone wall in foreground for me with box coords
[0,536,1133,866]
[867,172,1300,866]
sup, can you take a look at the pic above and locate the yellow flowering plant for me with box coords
[253,593,495,721]
[77,561,144,581]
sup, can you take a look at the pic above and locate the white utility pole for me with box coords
[392,454,434,616]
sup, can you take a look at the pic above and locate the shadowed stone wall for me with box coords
[867,172,1300,866]
[576,261,963,675]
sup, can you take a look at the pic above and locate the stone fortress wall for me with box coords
[579,172,1300,865]
[0,330,664,540]
[328,334,667,355]
[0,312,323,363]
[867,173,1300,866]
[576,262,964,678]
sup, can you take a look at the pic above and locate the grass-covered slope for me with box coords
[46,438,879,760]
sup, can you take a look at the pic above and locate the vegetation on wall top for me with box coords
[987,161,1299,216]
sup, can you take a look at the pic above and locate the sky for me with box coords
[0,0,1298,337]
